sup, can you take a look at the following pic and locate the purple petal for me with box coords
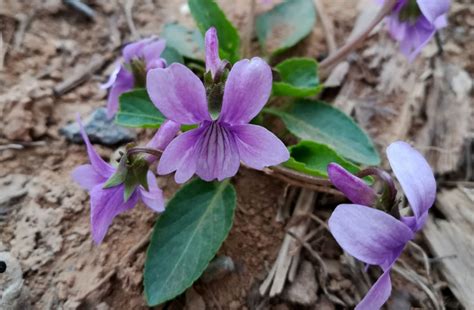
[139,171,165,212]
[417,0,450,28]
[71,164,107,191]
[231,124,289,169]
[387,13,437,61]
[327,163,377,206]
[100,62,121,89]
[194,122,241,182]
[90,184,139,244]
[143,39,167,70]
[386,141,436,231]
[355,268,393,310]
[146,120,181,151]
[147,64,211,124]
[219,57,272,125]
[400,16,437,61]
[328,204,413,266]
[106,66,134,118]
[157,126,205,183]
[205,27,225,78]
[77,115,115,178]
[122,38,154,62]
[145,119,181,166]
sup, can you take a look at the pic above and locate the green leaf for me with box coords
[265,100,380,165]
[116,89,165,128]
[161,46,184,64]
[256,0,316,54]
[284,141,361,177]
[144,179,236,306]
[188,0,240,63]
[103,155,128,188]
[161,23,205,60]
[273,57,323,97]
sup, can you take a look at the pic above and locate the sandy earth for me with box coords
[0,0,472,309]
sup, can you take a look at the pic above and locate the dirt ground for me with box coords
[0,0,473,309]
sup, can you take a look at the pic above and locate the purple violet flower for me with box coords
[71,116,177,243]
[387,0,451,61]
[146,28,289,183]
[101,38,167,118]
[327,141,436,309]
[383,0,450,60]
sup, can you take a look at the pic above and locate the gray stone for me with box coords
[283,260,319,306]
[0,252,31,310]
[60,107,136,145]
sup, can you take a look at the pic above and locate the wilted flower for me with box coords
[146,27,289,183]
[71,116,177,243]
[383,0,450,60]
[328,141,436,309]
[101,38,167,118]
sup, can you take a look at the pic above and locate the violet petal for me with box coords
[219,57,272,125]
[327,163,377,206]
[231,123,289,170]
[157,126,205,183]
[100,62,121,89]
[139,171,165,212]
[194,122,241,182]
[386,141,436,231]
[71,164,106,191]
[123,38,154,62]
[147,64,211,124]
[90,184,139,244]
[106,65,134,118]
[205,27,225,78]
[355,267,393,310]
[417,0,450,27]
[146,120,181,151]
[77,115,115,178]
[328,204,413,266]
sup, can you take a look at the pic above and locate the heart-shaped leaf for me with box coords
[284,140,361,177]
[144,179,236,306]
[256,0,316,54]
[265,100,380,165]
[188,0,240,63]
[116,89,165,128]
[161,23,205,61]
[273,57,323,97]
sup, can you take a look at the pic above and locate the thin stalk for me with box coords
[319,0,398,74]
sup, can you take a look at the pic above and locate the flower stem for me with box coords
[127,147,162,158]
[319,0,398,75]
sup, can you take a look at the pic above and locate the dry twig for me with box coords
[122,0,140,40]
[319,0,397,75]
[54,54,108,95]
[313,0,337,54]
[287,230,346,306]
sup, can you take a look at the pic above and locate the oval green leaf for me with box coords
[284,140,361,177]
[256,0,316,54]
[188,0,241,63]
[161,23,205,60]
[273,57,323,97]
[144,179,236,306]
[265,100,380,165]
[161,46,184,64]
[116,89,165,128]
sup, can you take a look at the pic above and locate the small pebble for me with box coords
[60,107,136,145]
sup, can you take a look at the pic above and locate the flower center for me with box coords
[398,0,422,24]
[126,58,147,88]
[206,80,225,120]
